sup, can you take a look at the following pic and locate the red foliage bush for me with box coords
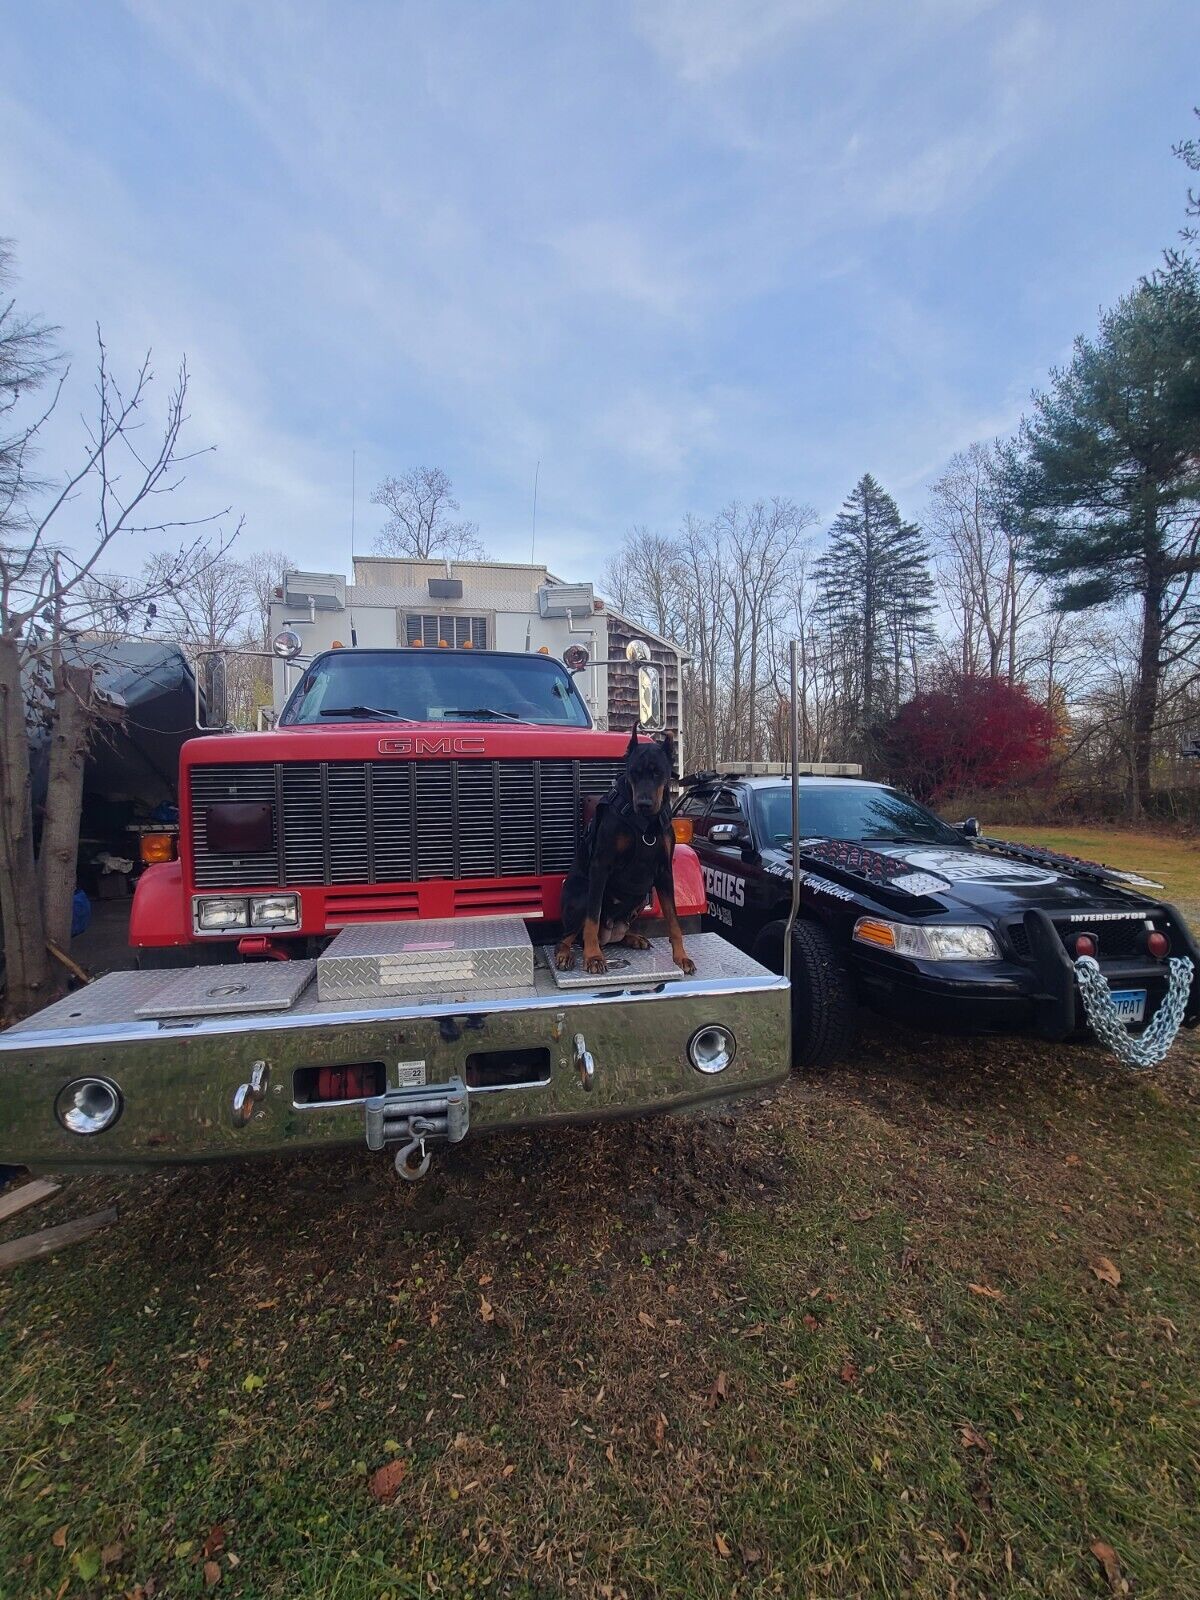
[880,675,1058,802]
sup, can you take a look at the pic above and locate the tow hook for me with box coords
[231,1060,269,1126]
[364,1078,470,1180]
[573,1032,595,1091]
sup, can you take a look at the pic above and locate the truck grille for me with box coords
[190,758,627,889]
[1006,916,1150,964]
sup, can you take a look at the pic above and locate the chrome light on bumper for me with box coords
[56,1077,122,1135]
[853,918,1001,962]
[688,1023,735,1073]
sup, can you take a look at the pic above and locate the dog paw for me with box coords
[623,932,651,950]
[584,952,608,974]
[673,950,696,975]
[554,947,576,971]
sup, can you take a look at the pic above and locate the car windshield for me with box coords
[754,784,962,847]
[280,650,591,727]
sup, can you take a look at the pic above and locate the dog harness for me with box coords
[595,778,672,847]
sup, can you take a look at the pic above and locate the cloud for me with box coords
[551,220,695,317]
[631,0,836,84]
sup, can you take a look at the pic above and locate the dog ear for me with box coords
[626,721,640,755]
[658,730,675,768]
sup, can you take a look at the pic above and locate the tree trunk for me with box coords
[0,635,51,1019]
[38,660,91,951]
[1130,584,1162,815]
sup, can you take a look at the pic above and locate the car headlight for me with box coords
[250,894,300,928]
[854,918,1001,962]
[195,897,250,931]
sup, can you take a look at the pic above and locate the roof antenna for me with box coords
[349,448,359,647]
[530,459,540,566]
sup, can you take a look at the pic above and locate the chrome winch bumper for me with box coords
[0,934,789,1173]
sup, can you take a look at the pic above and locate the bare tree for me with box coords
[371,467,485,561]
[0,257,239,1017]
[241,547,289,648]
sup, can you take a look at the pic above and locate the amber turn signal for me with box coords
[139,832,176,865]
[853,917,897,950]
[672,817,694,844]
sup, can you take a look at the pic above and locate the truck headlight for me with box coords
[56,1077,122,1135]
[853,918,1001,962]
[195,897,250,931]
[250,894,300,928]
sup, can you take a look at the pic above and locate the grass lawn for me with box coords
[3,829,1200,1599]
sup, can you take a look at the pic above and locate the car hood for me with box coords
[860,843,1155,916]
[791,838,1159,916]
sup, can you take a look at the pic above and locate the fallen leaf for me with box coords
[101,1541,124,1565]
[742,1546,762,1566]
[1064,1153,1081,1166]
[1091,1257,1121,1288]
[203,1559,221,1588]
[802,1314,820,1330]
[838,1360,858,1385]
[715,1533,732,1558]
[959,1423,989,1452]
[968,1283,1004,1301]
[479,1296,495,1324]
[202,1525,225,1559]
[73,1549,101,1582]
[51,1526,67,1550]
[637,1311,655,1329]
[369,1457,409,1501]
[654,1412,667,1447]
[196,1355,211,1371]
[707,1371,729,1408]
[1090,1538,1127,1594]
[254,1299,278,1310]
[478,1274,493,1287]
[241,1373,265,1393]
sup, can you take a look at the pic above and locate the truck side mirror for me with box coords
[956,816,980,838]
[637,664,663,730]
[197,652,229,730]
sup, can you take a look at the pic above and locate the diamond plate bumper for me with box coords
[0,934,789,1169]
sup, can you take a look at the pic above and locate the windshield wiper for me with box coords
[319,705,417,722]
[444,707,521,721]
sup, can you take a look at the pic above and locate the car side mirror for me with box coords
[709,822,742,845]
[956,816,980,838]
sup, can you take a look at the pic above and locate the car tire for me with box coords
[753,918,859,1070]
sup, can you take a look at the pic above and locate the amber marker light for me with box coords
[672,817,694,844]
[853,917,897,950]
[139,833,176,865]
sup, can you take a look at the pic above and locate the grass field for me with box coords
[3,829,1200,1599]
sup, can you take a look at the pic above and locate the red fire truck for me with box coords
[0,640,788,1177]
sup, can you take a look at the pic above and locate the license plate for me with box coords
[1109,988,1147,1025]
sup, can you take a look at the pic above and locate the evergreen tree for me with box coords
[1009,269,1200,811]
[814,473,935,754]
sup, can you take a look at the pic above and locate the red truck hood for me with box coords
[182,723,634,769]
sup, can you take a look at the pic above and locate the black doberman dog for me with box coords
[554,724,695,977]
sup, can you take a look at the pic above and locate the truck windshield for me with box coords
[280,650,592,727]
[754,784,962,847]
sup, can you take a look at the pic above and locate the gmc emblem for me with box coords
[378,736,487,755]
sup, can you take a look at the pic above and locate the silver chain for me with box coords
[1073,954,1194,1069]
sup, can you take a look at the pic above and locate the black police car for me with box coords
[676,773,1200,1067]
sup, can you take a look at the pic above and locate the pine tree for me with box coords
[1009,268,1200,811]
[814,474,935,755]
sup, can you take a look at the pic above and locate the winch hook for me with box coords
[393,1114,438,1181]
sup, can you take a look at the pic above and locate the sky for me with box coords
[2,0,1198,586]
